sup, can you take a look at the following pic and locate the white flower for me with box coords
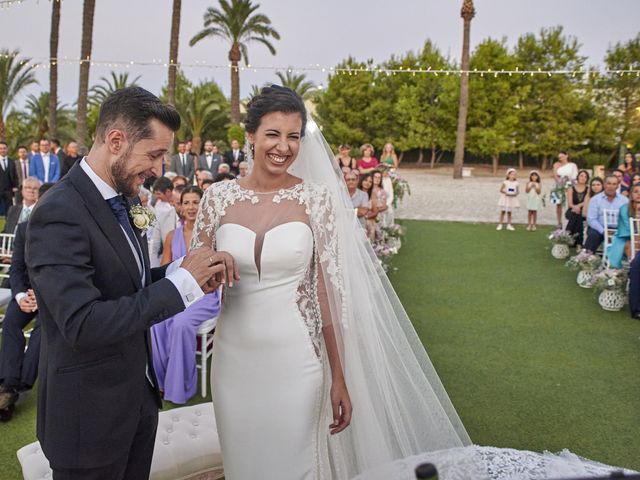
[129,205,155,232]
[251,196,259,204]
[607,279,616,287]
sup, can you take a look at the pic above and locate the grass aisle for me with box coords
[389,220,640,470]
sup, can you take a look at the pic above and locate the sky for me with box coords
[1,0,639,108]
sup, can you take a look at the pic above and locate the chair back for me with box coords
[602,209,619,267]
[0,233,15,280]
[630,216,640,262]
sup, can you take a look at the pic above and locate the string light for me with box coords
[0,53,638,77]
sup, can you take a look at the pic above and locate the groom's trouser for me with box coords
[52,384,159,480]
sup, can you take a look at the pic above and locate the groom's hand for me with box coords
[180,247,226,288]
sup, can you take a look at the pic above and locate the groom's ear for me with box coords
[105,129,126,155]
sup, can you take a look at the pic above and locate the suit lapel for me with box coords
[126,197,152,287]
[67,166,142,290]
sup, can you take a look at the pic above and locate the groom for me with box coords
[26,87,229,480]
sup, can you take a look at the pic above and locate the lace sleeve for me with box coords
[307,183,346,329]
[191,183,220,250]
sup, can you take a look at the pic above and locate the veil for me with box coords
[284,119,471,478]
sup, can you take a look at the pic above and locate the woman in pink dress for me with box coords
[356,143,378,173]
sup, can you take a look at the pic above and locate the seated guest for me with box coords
[151,186,220,404]
[583,177,603,223]
[149,177,175,268]
[201,178,214,190]
[3,177,40,234]
[584,175,628,253]
[213,172,236,183]
[172,174,188,189]
[613,168,628,196]
[607,184,640,268]
[238,160,249,178]
[217,163,231,175]
[358,173,379,241]
[195,168,213,189]
[565,170,590,247]
[345,170,369,228]
[0,182,53,421]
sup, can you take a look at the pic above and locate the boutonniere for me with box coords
[129,205,156,232]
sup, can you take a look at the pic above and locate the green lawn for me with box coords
[1,220,639,479]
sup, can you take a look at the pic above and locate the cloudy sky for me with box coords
[2,0,639,107]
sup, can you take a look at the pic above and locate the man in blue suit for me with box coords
[30,139,60,183]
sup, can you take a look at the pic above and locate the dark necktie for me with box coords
[106,195,143,271]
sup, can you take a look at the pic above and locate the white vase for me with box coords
[551,243,570,259]
[576,270,593,288]
[598,289,625,312]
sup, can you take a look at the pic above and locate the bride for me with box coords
[191,86,631,479]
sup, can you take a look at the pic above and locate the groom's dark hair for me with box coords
[95,86,181,146]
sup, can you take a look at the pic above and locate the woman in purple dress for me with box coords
[151,186,220,403]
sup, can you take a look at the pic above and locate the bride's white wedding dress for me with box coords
[191,122,635,479]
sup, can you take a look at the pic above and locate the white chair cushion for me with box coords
[17,403,223,480]
[0,287,12,307]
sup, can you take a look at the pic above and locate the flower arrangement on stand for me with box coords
[549,177,575,206]
[565,251,601,288]
[590,268,628,311]
[373,222,407,272]
[548,229,574,259]
[388,171,411,209]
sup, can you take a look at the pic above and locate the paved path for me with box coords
[394,167,558,226]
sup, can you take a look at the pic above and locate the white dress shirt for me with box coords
[80,159,203,307]
[42,153,50,182]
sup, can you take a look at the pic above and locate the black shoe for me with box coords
[0,403,15,422]
[0,390,19,411]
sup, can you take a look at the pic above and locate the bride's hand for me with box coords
[202,251,240,293]
[329,380,352,435]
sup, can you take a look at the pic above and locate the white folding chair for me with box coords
[602,209,619,267]
[0,233,15,331]
[630,217,640,263]
[195,315,218,398]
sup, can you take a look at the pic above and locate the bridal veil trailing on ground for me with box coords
[286,119,471,477]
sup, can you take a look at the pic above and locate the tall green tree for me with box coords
[189,0,280,124]
[466,39,520,173]
[24,91,75,141]
[514,27,586,170]
[601,34,640,156]
[0,49,38,141]
[314,58,377,148]
[394,41,457,166]
[76,0,96,151]
[452,0,476,179]
[275,70,316,100]
[167,0,182,106]
[88,71,141,106]
[48,0,61,139]
[162,71,230,154]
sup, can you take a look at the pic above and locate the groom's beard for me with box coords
[111,152,139,197]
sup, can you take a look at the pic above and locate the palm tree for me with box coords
[167,0,182,106]
[176,82,226,155]
[452,0,476,179]
[89,71,141,106]
[49,0,62,139]
[25,91,75,141]
[275,70,316,100]
[0,49,38,141]
[189,0,280,124]
[76,0,96,152]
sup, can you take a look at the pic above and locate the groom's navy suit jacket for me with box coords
[26,163,186,469]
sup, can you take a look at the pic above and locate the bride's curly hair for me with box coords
[245,85,307,136]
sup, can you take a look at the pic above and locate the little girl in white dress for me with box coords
[497,168,520,231]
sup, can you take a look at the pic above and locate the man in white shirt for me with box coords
[223,139,244,175]
[0,141,19,215]
[197,140,222,177]
[169,141,195,182]
[345,171,370,228]
[30,139,60,183]
[149,176,177,267]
